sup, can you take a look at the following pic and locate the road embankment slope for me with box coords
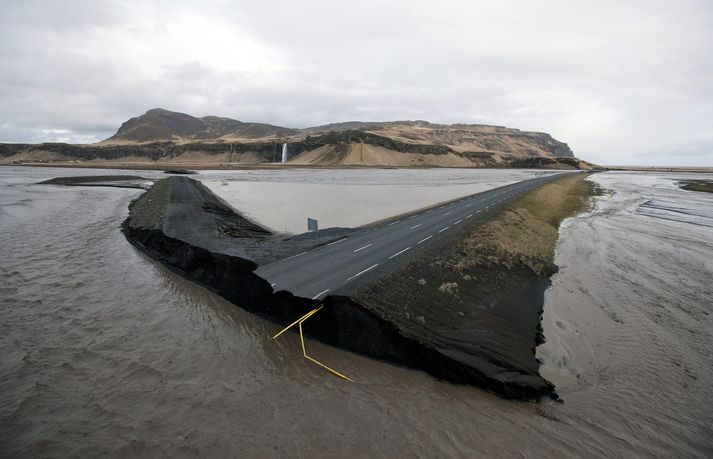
[350,173,596,397]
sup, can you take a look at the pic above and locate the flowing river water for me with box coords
[1,167,711,457]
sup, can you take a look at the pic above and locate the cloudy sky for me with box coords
[1,0,712,166]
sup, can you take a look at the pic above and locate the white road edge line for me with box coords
[476,210,481,213]
[283,251,307,261]
[354,243,373,252]
[326,238,347,246]
[425,210,432,214]
[409,223,422,229]
[454,219,462,225]
[388,247,411,259]
[312,289,330,299]
[438,226,450,233]
[466,213,474,218]
[417,235,432,244]
[346,264,379,281]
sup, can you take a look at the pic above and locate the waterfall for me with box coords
[281,143,288,163]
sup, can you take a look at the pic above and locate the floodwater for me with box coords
[200,168,561,233]
[1,167,712,457]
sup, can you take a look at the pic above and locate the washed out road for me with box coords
[256,173,568,300]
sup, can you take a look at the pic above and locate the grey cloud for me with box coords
[0,0,712,166]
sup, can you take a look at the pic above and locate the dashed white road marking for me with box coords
[417,235,432,244]
[409,223,422,229]
[271,283,276,287]
[388,247,411,259]
[425,209,433,214]
[284,251,308,261]
[443,212,451,216]
[454,219,462,225]
[476,210,481,213]
[327,238,347,246]
[346,264,379,281]
[408,214,418,219]
[466,213,474,218]
[388,220,401,226]
[354,243,373,252]
[438,226,450,233]
[312,289,330,299]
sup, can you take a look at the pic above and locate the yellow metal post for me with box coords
[271,305,353,382]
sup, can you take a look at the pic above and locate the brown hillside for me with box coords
[103,108,299,144]
[1,109,592,169]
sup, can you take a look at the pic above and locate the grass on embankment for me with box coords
[678,179,713,194]
[456,172,597,277]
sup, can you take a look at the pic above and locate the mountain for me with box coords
[301,120,575,163]
[1,109,593,169]
[103,108,299,143]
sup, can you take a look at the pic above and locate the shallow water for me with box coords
[200,168,560,233]
[1,167,712,457]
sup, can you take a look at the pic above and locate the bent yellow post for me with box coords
[271,306,323,340]
[271,305,353,382]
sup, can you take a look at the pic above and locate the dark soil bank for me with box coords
[121,176,556,400]
[353,234,556,398]
[40,175,151,189]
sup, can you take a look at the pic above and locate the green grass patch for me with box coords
[679,179,713,194]
[455,173,597,276]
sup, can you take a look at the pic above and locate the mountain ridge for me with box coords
[1,108,593,169]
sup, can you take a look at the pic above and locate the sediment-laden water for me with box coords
[1,167,711,457]
[201,168,560,233]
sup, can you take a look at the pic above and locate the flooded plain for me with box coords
[200,168,560,233]
[1,167,712,457]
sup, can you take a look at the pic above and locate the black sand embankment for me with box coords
[110,175,589,400]
[40,175,151,190]
[349,226,555,397]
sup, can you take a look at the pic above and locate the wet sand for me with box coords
[1,167,712,456]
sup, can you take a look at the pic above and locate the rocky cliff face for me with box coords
[306,120,574,159]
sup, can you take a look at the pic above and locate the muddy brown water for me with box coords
[1,167,712,457]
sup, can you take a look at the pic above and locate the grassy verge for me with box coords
[455,173,597,277]
[679,179,713,194]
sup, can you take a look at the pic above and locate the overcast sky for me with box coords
[1,0,712,166]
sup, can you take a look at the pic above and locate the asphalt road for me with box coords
[256,172,569,300]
